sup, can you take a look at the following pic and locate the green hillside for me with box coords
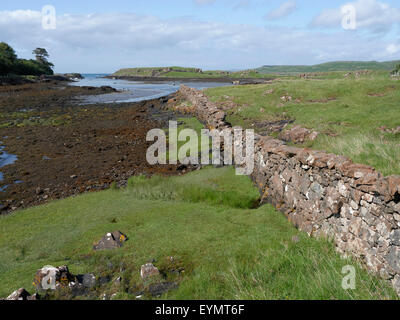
[111,66,274,79]
[257,61,400,74]
[112,61,400,79]
[112,66,231,78]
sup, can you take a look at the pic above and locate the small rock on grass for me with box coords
[292,236,300,243]
[147,282,178,297]
[93,231,128,251]
[5,288,39,300]
[141,263,160,279]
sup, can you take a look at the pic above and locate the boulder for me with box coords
[278,125,318,144]
[141,263,160,279]
[93,231,128,251]
[75,273,97,289]
[6,288,31,300]
[62,73,84,80]
[390,230,400,246]
[387,176,400,198]
[147,282,178,297]
[33,265,75,292]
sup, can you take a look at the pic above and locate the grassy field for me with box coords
[0,167,397,300]
[204,71,400,176]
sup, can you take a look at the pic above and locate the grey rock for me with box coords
[390,230,400,246]
[386,247,400,273]
[76,273,97,288]
[93,231,128,251]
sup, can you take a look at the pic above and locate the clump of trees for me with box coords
[392,64,400,76]
[0,42,54,76]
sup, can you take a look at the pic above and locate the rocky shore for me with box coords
[0,73,84,86]
[0,81,192,214]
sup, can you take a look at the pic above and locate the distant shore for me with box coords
[104,75,274,85]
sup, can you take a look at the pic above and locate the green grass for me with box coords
[204,71,400,175]
[0,167,396,299]
[162,117,210,163]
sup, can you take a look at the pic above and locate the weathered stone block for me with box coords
[141,263,160,279]
[386,247,400,273]
[390,230,400,246]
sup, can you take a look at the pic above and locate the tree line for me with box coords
[0,42,54,76]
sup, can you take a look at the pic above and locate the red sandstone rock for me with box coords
[278,125,310,143]
[342,163,376,179]
[387,176,400,197]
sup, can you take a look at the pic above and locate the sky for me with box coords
[0,0,399,73]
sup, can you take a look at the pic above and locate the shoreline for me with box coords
[104,75,274,85]
[0,81,193,214]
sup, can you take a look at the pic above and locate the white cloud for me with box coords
[0,9,397,73]
[386,43,400,55]
[266,1,297,20]
[311,0,400,33]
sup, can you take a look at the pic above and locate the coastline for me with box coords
[0,81,192,214]
[104,75,274,85]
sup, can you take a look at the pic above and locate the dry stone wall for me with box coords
[178,85,400,294]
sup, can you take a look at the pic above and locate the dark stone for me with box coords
[98,275,112,286]
[76,273,97,288]
[147,282,178,297]
[391,230,400,246]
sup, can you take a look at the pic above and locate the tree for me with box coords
[0,42,17,75]
[392,64,400,76]
[0,44,54,76]
[0,42,17,63]
[32,48,54,75]
[32,48,49,63]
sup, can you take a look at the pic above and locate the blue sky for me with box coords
[1,0,399,72]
